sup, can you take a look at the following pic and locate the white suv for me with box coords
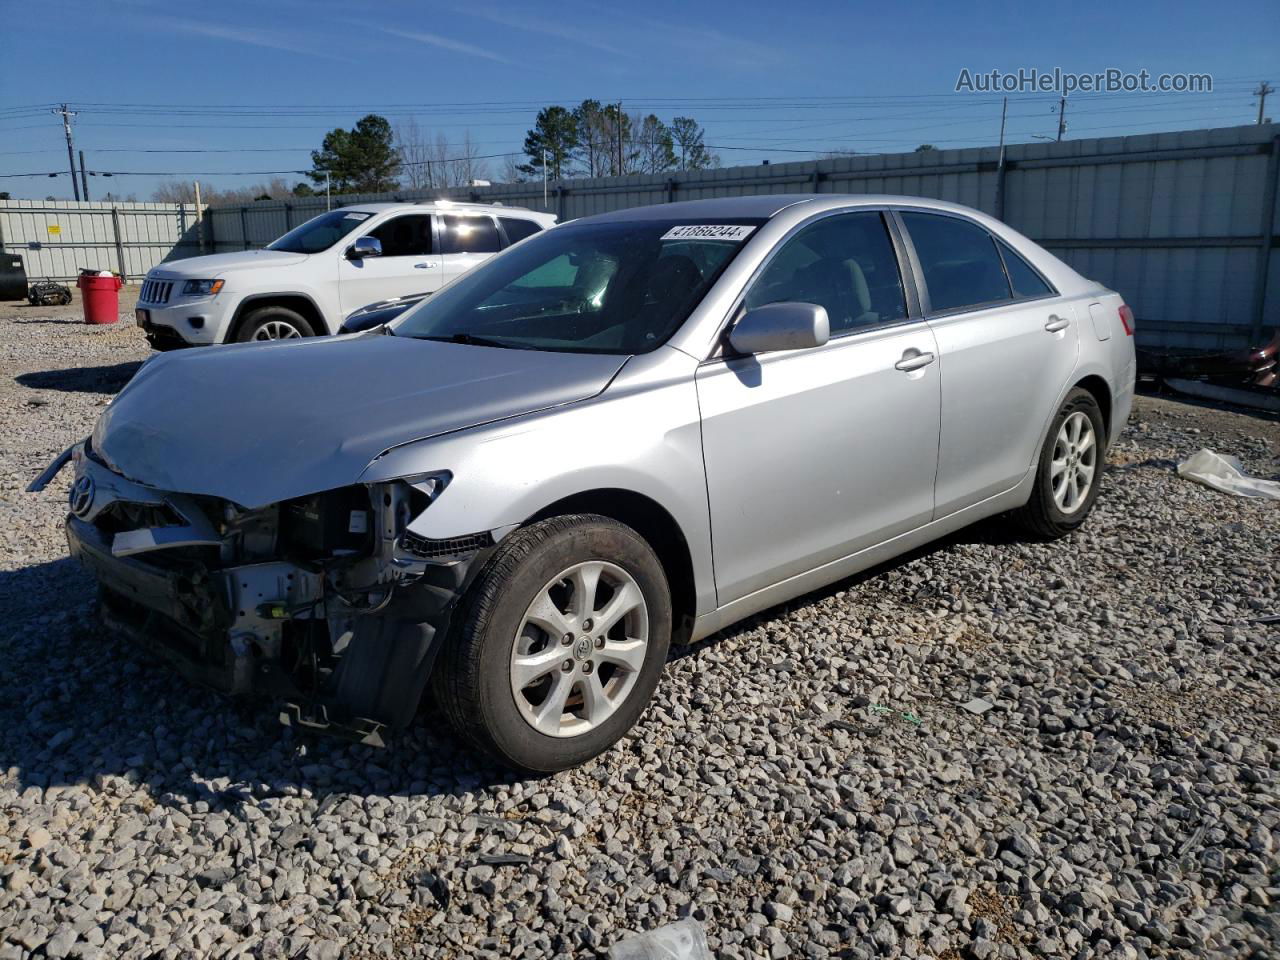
[135,201,556,347]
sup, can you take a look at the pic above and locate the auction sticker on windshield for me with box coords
[660,225,756,242]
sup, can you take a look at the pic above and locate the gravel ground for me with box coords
[1,296,1278,960]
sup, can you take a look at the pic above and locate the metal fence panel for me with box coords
[6,123,1275,348]
[0,199,204,282]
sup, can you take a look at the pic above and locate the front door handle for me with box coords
[895,350,936,372]
[414,262,437,269]
[1044,315,1070,333]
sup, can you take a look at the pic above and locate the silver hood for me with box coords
[94,334,628,507]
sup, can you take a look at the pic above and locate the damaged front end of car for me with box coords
[40,441,494,745]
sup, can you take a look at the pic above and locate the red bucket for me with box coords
[77,272,124,325]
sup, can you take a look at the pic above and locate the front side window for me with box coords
[440,215,501,254]
[900,212,1012,314]
[368,214,434,257]
[392,218,762,354]
[996,238,1054,299]
[267,210,374,254]
[500,217,542,245]
[744,211,907,336]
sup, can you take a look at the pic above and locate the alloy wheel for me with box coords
[509,560,648,738]
[1050,410,1097,514]
[252,320,304,340]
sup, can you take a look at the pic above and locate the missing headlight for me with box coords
[281,487,374,557]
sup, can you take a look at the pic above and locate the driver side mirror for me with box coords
[347,236,383,260]
[728,302,829,355]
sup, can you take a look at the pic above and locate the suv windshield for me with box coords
[267,210,375,254]
[391,219,762,354]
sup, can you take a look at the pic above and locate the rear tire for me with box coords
[1013,388,1106,539]
[433,514,671,773]
[236,305,316,343]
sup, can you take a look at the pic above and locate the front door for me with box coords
[338,213,441,314]
[696,211,941,605]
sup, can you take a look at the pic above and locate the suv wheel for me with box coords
[1013,387,1106,539]
[434,514,671,772]
[237,305,316,343]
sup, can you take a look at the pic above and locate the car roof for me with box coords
[572,194,988,224]
[335,200,552,219]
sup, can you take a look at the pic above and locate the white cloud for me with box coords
[379,27,511,64]
[150,14,354,62]
[452,5,633,58]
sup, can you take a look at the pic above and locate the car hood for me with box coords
[94,334,629,507]
[147,249,308,278]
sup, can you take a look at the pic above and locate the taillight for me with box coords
[1117,304,1135,336]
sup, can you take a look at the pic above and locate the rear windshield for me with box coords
[391,219,763,354]
[267,210,375,254]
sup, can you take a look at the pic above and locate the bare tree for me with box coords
[500,154,528,183]
[451,130,489,185]
[151,177,299,205]
[394,119,434,190]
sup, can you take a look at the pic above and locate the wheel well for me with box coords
[529,490,697,644]
[1074,375,1112,444]
[229,295,325,342]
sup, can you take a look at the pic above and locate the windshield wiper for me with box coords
[416,332,520,349]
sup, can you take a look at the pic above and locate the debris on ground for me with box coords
[1176,447,1280,500]
[608,919,711,960]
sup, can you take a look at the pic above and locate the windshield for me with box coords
[390,219,763,354]
[267,210,375,254]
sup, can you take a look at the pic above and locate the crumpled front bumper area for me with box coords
[54,445,491,746]
[68,515,284,699]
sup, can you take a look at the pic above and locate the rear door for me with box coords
[696,210,940,605]
[439,214,504,287]
[337,213,441,314]
[896,210,1079,515]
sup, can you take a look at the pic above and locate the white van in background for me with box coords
[134,201,556,347]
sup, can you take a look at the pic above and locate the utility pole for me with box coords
[1056,95,1067,142]
[78,149,90,201]
[52,104,81,201]
[994,96,1008,219]
[1255,81,1275,124]
[616,101,624,176]
[325,170,332,211]
[194,181,204,253]
[543,148,549,208]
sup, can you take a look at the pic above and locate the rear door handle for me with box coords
[1044,315,1070,333]
[895,350,936,372]
[414,262,437,269]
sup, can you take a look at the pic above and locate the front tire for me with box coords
[434,514,671,773]
[1013,387,1106,539]
[236,305,316,343]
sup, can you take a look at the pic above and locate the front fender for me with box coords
[358,350,717,615]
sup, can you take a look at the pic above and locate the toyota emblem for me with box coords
[69,475,96,518]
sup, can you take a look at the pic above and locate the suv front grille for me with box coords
[140,279,174,304]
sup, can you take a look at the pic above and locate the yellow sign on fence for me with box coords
[46,225,61,235]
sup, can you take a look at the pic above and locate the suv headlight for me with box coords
[182,279,224,296]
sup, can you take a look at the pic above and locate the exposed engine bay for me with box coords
[45,441,494,745]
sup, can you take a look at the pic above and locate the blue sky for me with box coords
[0,0,1276,200]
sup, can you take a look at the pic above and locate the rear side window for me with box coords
[901,212,1011,314]
[441,215,501,254]
[500,217,542,245]
[996,238,1054,299]
[368,214,434,257]
[745,211,907,336]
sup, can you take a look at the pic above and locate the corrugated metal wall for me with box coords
[0,199,203,282]
[6,124,1276,348]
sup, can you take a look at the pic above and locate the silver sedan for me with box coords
[33,194,1135,771]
